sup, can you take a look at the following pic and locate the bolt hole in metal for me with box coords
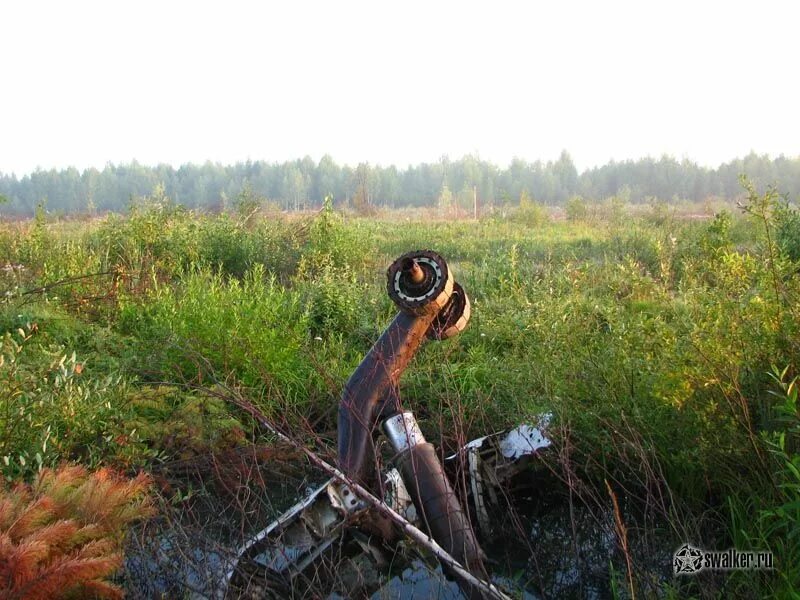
[402,257,425,284]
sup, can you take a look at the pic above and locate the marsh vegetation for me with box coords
[1,184,799,597]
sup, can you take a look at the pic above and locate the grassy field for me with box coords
[1,189,799,597]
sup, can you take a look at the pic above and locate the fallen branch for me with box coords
[1,270,116,300]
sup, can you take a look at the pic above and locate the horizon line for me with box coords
[3,150,800,179]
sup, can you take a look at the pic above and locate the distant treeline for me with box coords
[1,151,799,215]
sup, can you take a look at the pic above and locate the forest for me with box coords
[2,151,800,215]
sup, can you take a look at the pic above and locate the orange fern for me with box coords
[0,464,151,599]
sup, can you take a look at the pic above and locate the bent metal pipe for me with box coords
[337,250,488,592]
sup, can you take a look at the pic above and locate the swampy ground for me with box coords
[1,188,799,598]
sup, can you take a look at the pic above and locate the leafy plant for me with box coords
[113,386,247,466]
[728,367,800,596]
[775,199,800,262]
[514,190,549,226]
[0,323,133,479]
[565,195,588,222]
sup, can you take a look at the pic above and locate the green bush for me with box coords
[775,200,800,262]
[112,386,247,467]
[0,324,132,479]
[117,265,320,411]
[513,190,549,227]
[565,195,588,222]
[727,368,800,596]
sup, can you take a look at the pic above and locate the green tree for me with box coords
[352,163,375,211]
[437,184,453,212]
[517,189,548,225]
[281,166,306,211]
[381,166,401,208]
[316,154,340,205]
[565,195,588,222]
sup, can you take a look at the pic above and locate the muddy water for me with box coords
[364,472,673,599]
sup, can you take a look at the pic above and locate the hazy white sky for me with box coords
[2,0,798,175]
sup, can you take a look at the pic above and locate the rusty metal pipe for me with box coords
[399,443,487,578]
[338,250,454,483]
[383,412,487,580]
[337,250,487,594]
[337,309,435,482]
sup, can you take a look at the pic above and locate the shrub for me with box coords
[727,368,800,596]
[113,386,247,466]
[0,323,133,479]
[775,200,800,262]
[0,464,151,600]
[514,190,549,227]
[702,210,733,254]
[234,182,263,228]
[195,217,253,278]
[296,197,372,278]
[116,265,319,413]
[565,195,588,222]
[299,261,362,338]
[646,197,672,226]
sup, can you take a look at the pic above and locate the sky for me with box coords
[2,0,799,176]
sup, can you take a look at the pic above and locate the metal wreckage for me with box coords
[221,250,552,599]
[120,250,551,598]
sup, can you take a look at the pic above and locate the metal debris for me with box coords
[499,418,552,459]
[225,416,553,597]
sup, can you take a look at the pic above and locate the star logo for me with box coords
[674,544,704,574]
